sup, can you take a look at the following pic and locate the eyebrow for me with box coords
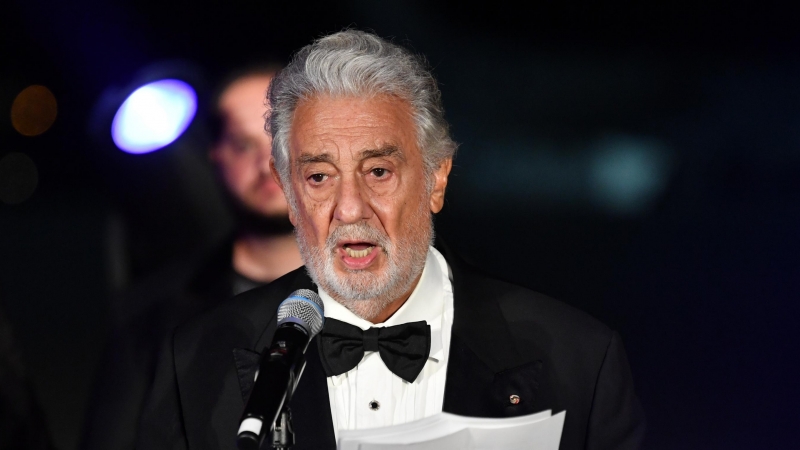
[296,144,405,167]
[360,145,405,162]
[297,153,335,166]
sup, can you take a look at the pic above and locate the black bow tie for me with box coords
[318,318,431,383]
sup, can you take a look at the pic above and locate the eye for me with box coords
[229,137,253,152]
[308,173,327,184]
[371,168,388,178]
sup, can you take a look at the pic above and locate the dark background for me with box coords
[2,1,798,449]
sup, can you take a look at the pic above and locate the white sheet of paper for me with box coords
[337,410,565,450]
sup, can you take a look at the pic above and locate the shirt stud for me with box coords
[369,400,380,411]
[509,394,521,405]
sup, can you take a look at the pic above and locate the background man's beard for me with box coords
[224,190,294,236]
[295,212,433,321]
[236,206,294,236]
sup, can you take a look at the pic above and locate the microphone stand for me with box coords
[271,353,305,449]
[271,406,294,449]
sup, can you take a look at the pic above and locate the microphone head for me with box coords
[277,289,325,337]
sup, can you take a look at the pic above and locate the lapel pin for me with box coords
[509,394,521,405]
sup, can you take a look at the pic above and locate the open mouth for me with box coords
[330,224,387,270]
[343,243,376,258]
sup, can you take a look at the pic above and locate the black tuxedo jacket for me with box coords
[137,247,644,450]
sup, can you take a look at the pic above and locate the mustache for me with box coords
[326,222,391,251]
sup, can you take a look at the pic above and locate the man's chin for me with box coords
[237,207,294,236]
[327,272,390,300]
[322,279,396,320]
[221,189,293,235]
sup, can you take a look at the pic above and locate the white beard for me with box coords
[294,206,433,321]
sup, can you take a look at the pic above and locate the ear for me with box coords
[270,159,297,225]
[429,158,453,214]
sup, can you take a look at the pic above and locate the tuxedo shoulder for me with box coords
[466,269,614,346]
[505,280,607,334]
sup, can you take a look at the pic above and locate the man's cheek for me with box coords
[299,210,326,244]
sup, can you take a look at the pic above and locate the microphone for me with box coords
[236,289,324,450]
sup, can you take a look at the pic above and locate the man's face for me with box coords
[279,95,451,319]
[210,75,289,218]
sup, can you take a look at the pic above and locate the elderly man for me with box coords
[137,30,644,450]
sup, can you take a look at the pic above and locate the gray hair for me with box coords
[267,30,456,198]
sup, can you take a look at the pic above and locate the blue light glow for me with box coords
[111,79,197,154]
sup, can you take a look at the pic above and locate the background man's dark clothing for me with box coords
[137,245,645,450]
[0,308,55,450]
[82,238,263,450]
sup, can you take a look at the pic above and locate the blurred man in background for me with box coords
[81,65,302,450]
[208,65,304,289]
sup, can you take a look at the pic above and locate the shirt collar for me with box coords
[318,247,446,360]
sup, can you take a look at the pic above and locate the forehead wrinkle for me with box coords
[360,144,405,162]
[302,105,387,131]
[295,145,406,169]
[290,96,419,175]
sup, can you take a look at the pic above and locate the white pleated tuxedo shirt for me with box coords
[317,246,455,440]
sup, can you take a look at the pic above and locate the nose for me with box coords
[333,175,372,224]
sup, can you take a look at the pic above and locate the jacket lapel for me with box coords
[232,347,261,404]
[438,240,543,418]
